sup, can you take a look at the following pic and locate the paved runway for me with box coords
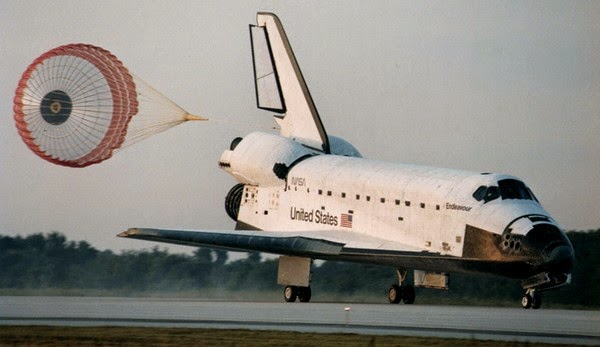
[1,296,598,345]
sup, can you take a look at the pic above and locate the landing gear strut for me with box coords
[388,269,415,304]
[283,285,311,303]
[521,288,541,309]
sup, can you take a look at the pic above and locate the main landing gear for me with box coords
[283,285,312,302]
[388,284,415,304]
[388,269,415,304]
[521,288,542,309]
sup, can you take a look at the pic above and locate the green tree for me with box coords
[0,230,597,308]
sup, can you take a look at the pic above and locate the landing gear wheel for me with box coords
[388,285,402,304]
[298,286,312,302]
[402,285,416,304]
[521,294,532,309]
[284,285,297,302]
[531,292,542,309]
[521,290,542,309]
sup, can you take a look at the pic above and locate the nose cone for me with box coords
[525,224,574,273]
[545,244,575,273]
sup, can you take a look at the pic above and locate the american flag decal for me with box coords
[341,213,353,228]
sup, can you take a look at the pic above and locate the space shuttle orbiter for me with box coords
[119,12,574,309]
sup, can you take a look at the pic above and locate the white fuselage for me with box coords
[220,131,554,259]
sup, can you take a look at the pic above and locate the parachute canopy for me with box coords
[14,43,206,167]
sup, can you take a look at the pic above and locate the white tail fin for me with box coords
[251,12,330,153]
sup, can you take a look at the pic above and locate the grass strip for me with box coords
[0,326,559,347]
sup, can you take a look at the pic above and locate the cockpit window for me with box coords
[485,186,500,202]
[472,186,487,201]
[498,179,535,201]
[527,188,539,203]
[473,180,538,204]
[472,185,500,203]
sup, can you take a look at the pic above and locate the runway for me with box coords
[1,296,598,345]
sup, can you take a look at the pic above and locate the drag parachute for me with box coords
[13,43,206,167]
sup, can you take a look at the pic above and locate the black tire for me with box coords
[388,285,402,304]
[298,286,312,302]
[284,286,297,302]
[402,285,416,304]
[521,294,532,309]
[531,293,542,309]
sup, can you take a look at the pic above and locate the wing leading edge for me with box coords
[118,228,343,257]
[118,227,426,257]
[118,228,531,277]
[118,227,433,263]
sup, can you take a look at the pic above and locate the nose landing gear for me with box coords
[521,288,542,309]
[520,272,571,309]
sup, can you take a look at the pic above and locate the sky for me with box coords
[1,1,599,254]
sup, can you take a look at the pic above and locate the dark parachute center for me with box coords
[40,90,72,125]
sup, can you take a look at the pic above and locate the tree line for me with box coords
[0,230,598,308]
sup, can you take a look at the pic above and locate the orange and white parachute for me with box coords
[14,44,206,167]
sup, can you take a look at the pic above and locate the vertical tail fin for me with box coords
[250,12,330,153]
